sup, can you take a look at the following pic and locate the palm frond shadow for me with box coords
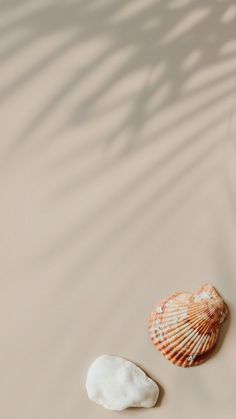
[42,130,222,277]
[1,0,236,271]
[1,0,236,147]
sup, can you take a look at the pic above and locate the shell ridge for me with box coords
[149,284,228,367]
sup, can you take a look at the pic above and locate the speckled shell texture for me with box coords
[149,284,228,367]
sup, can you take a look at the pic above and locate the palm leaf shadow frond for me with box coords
[1,0,236,270]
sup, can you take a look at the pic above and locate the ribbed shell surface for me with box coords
[149,284,228,367]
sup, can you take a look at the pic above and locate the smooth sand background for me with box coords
[0,1,236,418]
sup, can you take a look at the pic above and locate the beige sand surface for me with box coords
[0,1,235,418]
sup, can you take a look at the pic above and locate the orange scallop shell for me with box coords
[149,284,228,367]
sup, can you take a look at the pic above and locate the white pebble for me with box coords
[86,355,159,411]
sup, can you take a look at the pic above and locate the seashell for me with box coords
[149,284,228,367]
